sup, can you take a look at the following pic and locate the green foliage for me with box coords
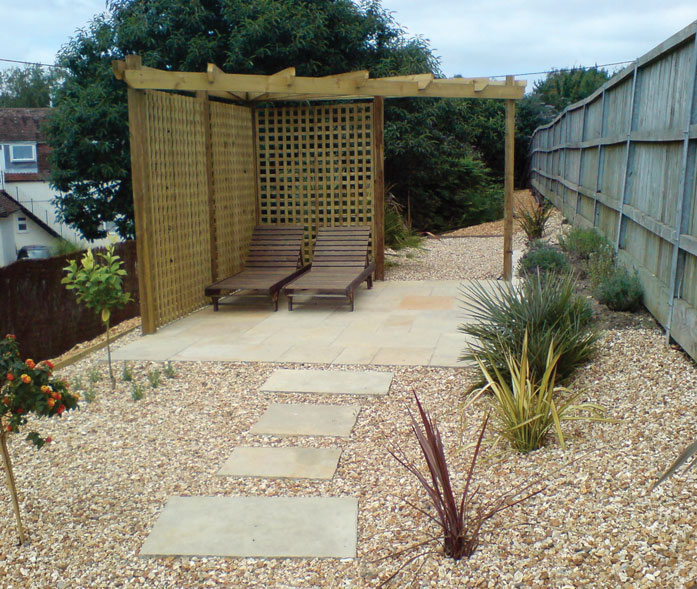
[121,362,133,382]
[131,381,145,401]
[84,386,97,403]
[147,369,161,389]
[87,366,101,384]
[47,0,442,239]
[588,244,616,290]
[0,335,79,449]
[517,241,570,278]
[459,273,597,384]
[384,194,423,250]
[0,65,61,108]
[654,440,697,489]
[384,394,543,580]
[63,244,132,380]
[517,201,552,241]
[533,67,610,112]
[468,333,606,453]
[558,227,610,260]
[52,238,81,257]
[164,362,176,379]
[594,267,643,312]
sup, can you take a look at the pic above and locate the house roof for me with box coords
[0,189,59,237]
[0,108,51,142]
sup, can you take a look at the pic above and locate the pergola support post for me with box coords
[197,91,218,282]
[373,96,385,280]
[503,78,516,281]
[125,56,157,334]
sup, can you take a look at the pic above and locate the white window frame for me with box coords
[9,144,37,163]
[17,216,28,233]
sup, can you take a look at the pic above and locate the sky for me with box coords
[0,0,695,90]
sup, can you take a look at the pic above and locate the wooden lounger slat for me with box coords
[204,224,310,311]
[283,225,375,311]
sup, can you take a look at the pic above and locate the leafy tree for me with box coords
[62,245,133,382]
[1,335,79,544]
[532,66,610,112]
[47,0,499,238]
[0,65,62,108]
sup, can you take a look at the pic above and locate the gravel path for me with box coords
[2,207,697,587]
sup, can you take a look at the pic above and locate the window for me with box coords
[17,216,27,232]
[9,144,36,163]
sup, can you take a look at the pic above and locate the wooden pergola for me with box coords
[114,56,525,333]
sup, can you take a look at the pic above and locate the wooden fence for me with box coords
[530,21,697,362]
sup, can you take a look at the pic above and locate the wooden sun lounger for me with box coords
[205,225,310,311]
[283,226,376,311]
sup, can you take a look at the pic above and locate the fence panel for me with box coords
[530,20,697,361]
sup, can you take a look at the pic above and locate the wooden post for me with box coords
[197,91,218,282]
[125,56,157,334]
[503,77,516,281]
[373,96,385,280]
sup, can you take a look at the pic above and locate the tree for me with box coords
[0,335,79,544]
[46,0,499,238]
[0,65,61,108]
[532,66,610,112]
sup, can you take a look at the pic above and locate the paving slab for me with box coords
[140,496,357,558]
[218,446,342,479]
[250,403,360,437]
[261,369,393,396]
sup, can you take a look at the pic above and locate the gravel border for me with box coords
[2,205,697,587]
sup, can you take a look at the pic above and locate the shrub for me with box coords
[164,361,177,379]
[382,394,544,583]
[517,201,552,241]
[131,382,145,401]
[147,369,161,389]
[385,193,423,250]
[459,273,597,383]
[517,241,570,278]
[588,244,615,290]
[558,227,610,260]
[468,333,606,452]
[594,267,643,312]
[121,362,133,382]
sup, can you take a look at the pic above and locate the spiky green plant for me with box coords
[468,333,607,452]
[517,201,552,241]
[459,273,597,384]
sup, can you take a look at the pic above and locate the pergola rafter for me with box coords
[115,55,523,333]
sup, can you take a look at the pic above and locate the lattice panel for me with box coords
[145,91,210,327]
[255,103,374,261]
[210,102,257,280]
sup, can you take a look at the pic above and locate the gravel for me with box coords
[2,204,697,587]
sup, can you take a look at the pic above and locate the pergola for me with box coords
[114,56,525,333]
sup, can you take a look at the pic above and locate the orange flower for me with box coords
[41,385,52,394]
[5,334,15,340]
[25,359,35,369]
[47,398,55,409]
[51,392,61,401]
[6,373,14,382]
[42,360,54,370]
[2,396,10,406]
[57,404,66,415]
[20,374,31,384]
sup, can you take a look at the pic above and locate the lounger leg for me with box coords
[288,296,293,311]
[212,297,219,312]
[349,292,354,312]
[367,274,373,289]
[272,292,279,312]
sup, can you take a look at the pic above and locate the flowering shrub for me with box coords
[0,334,79,449]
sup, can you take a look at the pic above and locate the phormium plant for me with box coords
[517,200,552,241]
[380,394,544,585]
[0,334,79,544]
[467,332,607,453]
[62,244,132,383]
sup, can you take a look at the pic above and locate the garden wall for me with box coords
[530,21,697,362]
[0,241,140,361]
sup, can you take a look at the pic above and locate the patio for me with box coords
[110,279,493,367]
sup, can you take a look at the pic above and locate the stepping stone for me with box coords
[218,446,342,480]
[261,369,393,396]
[250,403,360,437]
[140,496,357,558]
